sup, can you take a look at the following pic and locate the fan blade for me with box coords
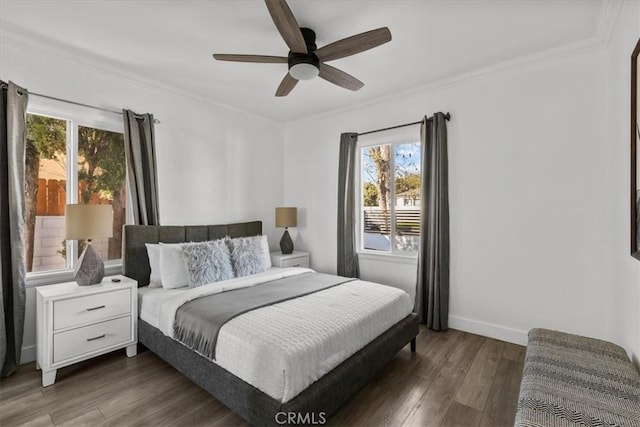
[315,27,391,62]
[275,73,298,97]
[319,64,364,91]
[213,54,288,63]
[265,0,307,54]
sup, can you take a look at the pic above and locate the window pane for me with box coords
[25,114,68,273]
[78,126,126,261]
[362,145,391,252]
[394,142,421,252]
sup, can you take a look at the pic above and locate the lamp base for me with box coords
[74,242,105,286]
[280,229,294,255]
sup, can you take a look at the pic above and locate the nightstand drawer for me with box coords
[53,316,132,363]
[281,256,309,268]
[53,289,131,330]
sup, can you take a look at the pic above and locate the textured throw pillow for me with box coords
[159,243,190,289]
[182,240,234,288]
[145,243,162,288]
[227,235,269,277]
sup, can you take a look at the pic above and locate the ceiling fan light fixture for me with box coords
[212,0,392,96]
[289,62,319,80]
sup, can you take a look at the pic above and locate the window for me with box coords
[25,106,126,275]
[359,140,421,254]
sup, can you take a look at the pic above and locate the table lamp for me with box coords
[65,204,113,286]
[275,207,297,254]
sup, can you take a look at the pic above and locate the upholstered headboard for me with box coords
[123,221,262,287]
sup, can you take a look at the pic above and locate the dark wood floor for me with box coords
[0,327,525,427]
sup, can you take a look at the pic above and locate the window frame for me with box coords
[356,127,422,258]
[25,97,128,287]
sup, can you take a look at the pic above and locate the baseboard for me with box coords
[449,315,528,346]
[21,344,36,364]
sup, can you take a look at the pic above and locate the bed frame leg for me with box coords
[410,338,416,353]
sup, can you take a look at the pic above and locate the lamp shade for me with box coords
[65,204,113,240]
[275,207,297,228]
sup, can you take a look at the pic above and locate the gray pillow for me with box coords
[181,240,234,288]
[227,235,268,277]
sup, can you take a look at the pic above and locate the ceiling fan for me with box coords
[213,0,392,97]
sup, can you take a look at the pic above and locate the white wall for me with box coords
[606,0,640,364]
[1,35,285,363]
[3,4,639,365]
[284,43,639,347]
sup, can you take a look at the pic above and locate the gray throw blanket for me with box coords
[174,272,355,360]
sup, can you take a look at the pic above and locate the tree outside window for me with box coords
[361,142,421,253]
[24,113,126,273]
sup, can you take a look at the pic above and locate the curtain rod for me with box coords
[29,91,161,124]
[357,112,450,136]
[1,82,160,124]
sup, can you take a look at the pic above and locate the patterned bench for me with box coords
[515,328,640,427]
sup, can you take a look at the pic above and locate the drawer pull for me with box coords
[292,264,300,267]
[86,334,106,342]
[86,305,106,311]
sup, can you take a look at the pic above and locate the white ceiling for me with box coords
[0,0,606,123]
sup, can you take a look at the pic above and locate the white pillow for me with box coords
[159,243,190,289]
[145,243,162,288]
[259,235,271,269]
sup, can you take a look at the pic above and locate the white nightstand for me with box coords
[270,251,310,268]
[35,275,138,387]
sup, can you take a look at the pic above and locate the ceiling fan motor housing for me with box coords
[288,28,320,80]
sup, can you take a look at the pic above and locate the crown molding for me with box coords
[285,38,606,129]
[596,0,623,48]
[0,21,283,127]
[285,0,622,128]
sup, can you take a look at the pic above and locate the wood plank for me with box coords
[358,330,466,426]
[12,414,53,427]
[0,368,43,410]
[0,388,49,426]
[478,358,524,427]
[410,329,464,382]
[160,398,230,427]
[211,411,246,427]
[440,401,482,427]
[127,381,219,427]
[98,368,185,422]
[42,349,147,404]
[330,329,461,427]
[359,373,431,427]
[502,342,526,362]
[401,333,486,427]
[326,370,389,426]
[453,338,506,411]
[56,408,105,426]
[1,328,526,427]
[46,352,173,424]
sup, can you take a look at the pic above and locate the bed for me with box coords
[123,221,419,426]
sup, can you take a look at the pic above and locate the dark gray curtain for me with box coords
[123,110,160,226]
[337,132,360,278]
[0,81,28,376]
[636,190,639,250]
[415,113,449,330]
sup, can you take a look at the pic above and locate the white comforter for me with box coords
[139,268,413,403]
